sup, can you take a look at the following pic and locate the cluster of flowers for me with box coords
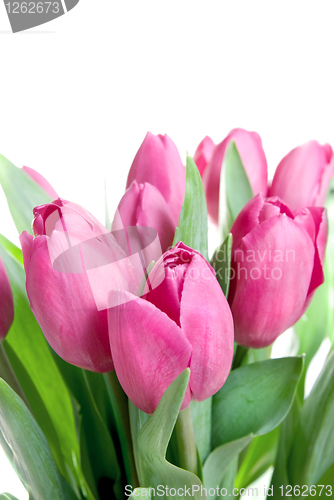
[0,129,332,415]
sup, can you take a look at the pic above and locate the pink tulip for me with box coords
[193,136,215,177]
[269,141,334,211]
[112,180,175,254]
[22,166,58,200]
[202,128,268,225]
[228,194,327,348]
[20,199,143,372]
[108,242,234,414]
[126,132,186,226]
[0,256,14,342]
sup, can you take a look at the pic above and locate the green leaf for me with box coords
[49,353,121,497]
[0,244,94,500]
[0,495,21,500]
[317,462,334,489]
[212,357,303,447]
[270,396,301,499]
[295,280,329,370]
[0,378,78,500]
[173,155,208,260]
[210,233,232,298]
[219,142,253,237]
[0,235,22,264]
[203,435,252,498]
[0,494,22,500]
[137,369,205,499]
[289,350,334,486]
[104,372,139,487]
[128,488,152,499]
[236,426,280,489]
[190,398,212,464]
[0,154,52,234]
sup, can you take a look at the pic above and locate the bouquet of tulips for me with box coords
[0,129,333,500]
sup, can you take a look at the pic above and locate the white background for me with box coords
[0,1,333,498]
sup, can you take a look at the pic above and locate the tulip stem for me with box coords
[0,343,30,409]
[175,406,198,476]
[104,371,139,488]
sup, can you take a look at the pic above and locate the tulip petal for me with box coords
[22,166,58,200]
[230,214,315,348]
[293,206,327,299]
[180,255,234,400]
[193,136,215,177]
[230,194,265,250]
[20,233,113,372]
[113,181,175,254]
[0,255,14,341]
[269,141,334,210]
[126,132,186,226]
[108,289,192,414]
[203,128,268,225]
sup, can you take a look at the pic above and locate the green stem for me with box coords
[104,371,139,488]
[175,406,198,475]
[0,342,30,409]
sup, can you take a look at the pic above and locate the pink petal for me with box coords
[230,215,315,348]
[180,255,234,400]
[108,290,192,414]
[20,233,113,373]
[269,141,334,211]
[203,128,268,225]
[113,181,175,254]
[193,136,215,177]
[230,193,265,250]
[22,166,58,200]
[0,256,14,341]
[126,132,186,226]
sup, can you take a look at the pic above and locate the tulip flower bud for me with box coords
[22,166,58,200]
[202,128,268,225]
[269,141,334,211]
[126,132,186,226]
[111,180,175,254]
[0,256,14,342]
[108,242,234,414]
[228,194,327,348]
[20,198,144,372]
[193,136,215,177]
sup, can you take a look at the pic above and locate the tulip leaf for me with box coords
[212,357,303,447]
[0,378,78,500]
[211,233,233,298]
[289,350,334,486]
[128,488,152,499]
[295,277,330,369]
[0,235,23,264]
[0,244,95,500]
[317,462,334,489]
[0,154,52,235]
[270,396,301,498]
[136,369,206,499]
[104,372,139,488]
[203,435,253,498]
[173,155,208,260]
[0,495,21,500]
[190,398,212,464]
[49,353,121,498]
[235,426,280,489]
[219,142,253,237]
